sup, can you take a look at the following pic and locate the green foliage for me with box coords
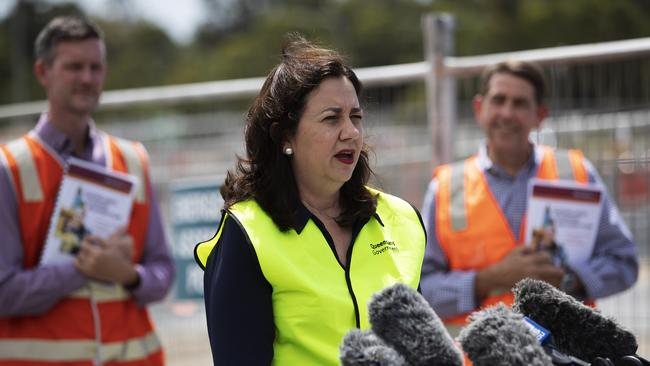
[336,0,428,66]
[98,19,178,89]
[428,0,650,54]
[174,7,336,82]
[1,1,86,103]
[1,0,650,104]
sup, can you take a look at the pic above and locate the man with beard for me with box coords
[0,16,174,365]
[419,60,638,335]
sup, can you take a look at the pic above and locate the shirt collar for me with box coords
[476,140,544,177]
[33,113,100,160]
[293,200,383,234]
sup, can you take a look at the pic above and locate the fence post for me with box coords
[422,13,456,168]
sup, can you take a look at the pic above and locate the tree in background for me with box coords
[1,0,650,104]
[1,1,85,103]
[98,19,177,90]
[0,0,178,104]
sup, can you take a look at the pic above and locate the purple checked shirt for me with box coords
[420,143,639,319]
[0,114,175,316]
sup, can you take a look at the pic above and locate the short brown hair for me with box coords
[221,34,376,231]
[34,16,104,65]
[480,60,546,106]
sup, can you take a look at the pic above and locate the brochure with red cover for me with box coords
[40,157,137,265]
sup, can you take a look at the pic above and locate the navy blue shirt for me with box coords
[203,216,275,365]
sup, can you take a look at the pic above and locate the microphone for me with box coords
[340,329,406,366]
[513,278,641,363]
[367,283,464,366]
[458,304,554,366]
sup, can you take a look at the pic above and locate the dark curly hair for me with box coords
[221,34,376,231]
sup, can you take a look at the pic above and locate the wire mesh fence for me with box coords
[1,37,649,363]
[123,56,650,360]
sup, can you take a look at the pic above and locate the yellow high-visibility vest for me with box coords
[196,188,425,365]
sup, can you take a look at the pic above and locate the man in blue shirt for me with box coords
[420,60,639,330]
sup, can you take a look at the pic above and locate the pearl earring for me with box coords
[284,146,293,156]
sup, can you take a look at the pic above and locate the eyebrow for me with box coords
[490,93,531,104]
[320,107,363,114]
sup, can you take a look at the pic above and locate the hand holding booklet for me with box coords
[40,157,137,266]
[525,178,604,267]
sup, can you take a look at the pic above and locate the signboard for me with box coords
[170,178,223,300]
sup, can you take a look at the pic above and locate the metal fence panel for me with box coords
[1,32,649,363]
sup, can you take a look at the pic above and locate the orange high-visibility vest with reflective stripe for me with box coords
[0,133,163,366]
[435,146,588,326]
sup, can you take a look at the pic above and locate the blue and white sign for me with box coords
[170,178,223,299]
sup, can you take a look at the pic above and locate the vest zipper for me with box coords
[344,236,361,328]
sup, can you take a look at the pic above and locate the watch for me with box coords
[561,272,586,302]
[124,272,141,291]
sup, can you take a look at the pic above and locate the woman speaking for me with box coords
[195,35,426,365]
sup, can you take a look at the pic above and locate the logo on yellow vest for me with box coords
[370,240,398,255]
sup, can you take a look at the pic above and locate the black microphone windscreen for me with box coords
[340,329,406,366]
[458,304,553,366]
[368,283,463,366]
[513,278,638,362]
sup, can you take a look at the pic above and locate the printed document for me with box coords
[40,157,137,265]
[525,178,603,266]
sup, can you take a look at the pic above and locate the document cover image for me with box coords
[525,178,603,266]
[40,157,137,265]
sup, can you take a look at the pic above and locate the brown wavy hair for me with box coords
[221,34,376,231]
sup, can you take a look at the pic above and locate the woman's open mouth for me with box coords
[335,150,355,165]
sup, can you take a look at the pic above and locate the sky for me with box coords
[1,0,207,44]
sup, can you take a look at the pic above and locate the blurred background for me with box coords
[1,0,649,364]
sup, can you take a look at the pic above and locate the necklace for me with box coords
[301,200,339,221]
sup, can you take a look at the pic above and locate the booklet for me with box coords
[524,178,604,266]
[40,157,137,265]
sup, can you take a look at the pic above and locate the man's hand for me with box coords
[475,246,565,304]
[74,228,138,286]
[109,227,134,260]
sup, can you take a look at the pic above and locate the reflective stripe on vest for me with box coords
[0,133,160,365]
[112,136,147,204]
[3,137,43,201]
[0,331,161,363]
[0,147,16,198]
[555,149,574,180]
[195,188,425,366]
[447,146,585,233]
[1,135,64,268]
[436,146,588,325]
[107,135,151,263]
[68,281,130,302]
[450,161,467,231]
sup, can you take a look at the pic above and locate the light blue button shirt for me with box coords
[420,143,639,318]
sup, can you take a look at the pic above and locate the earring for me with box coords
[283,146,293,156]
